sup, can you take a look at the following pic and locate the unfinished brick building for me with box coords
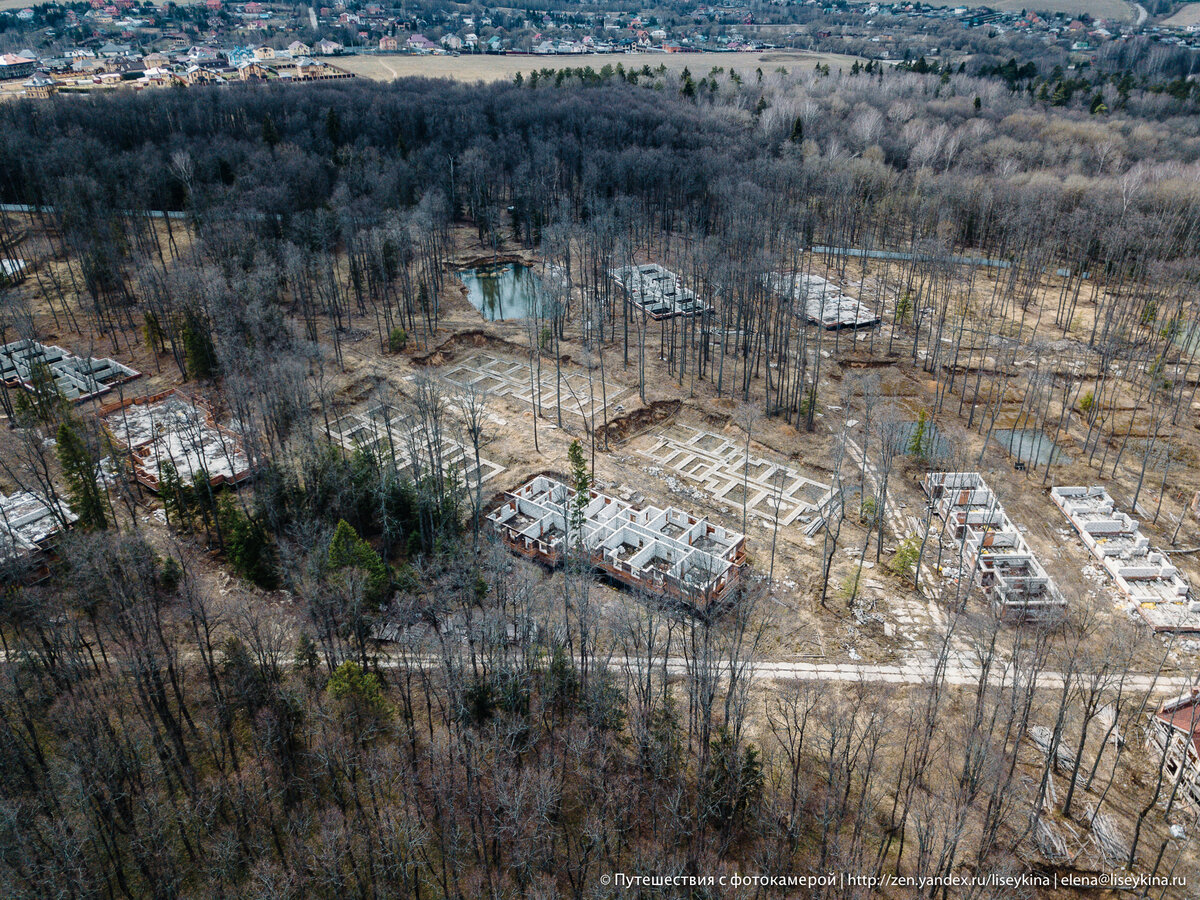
[0,490,77,583]
[489,475,745,607]
[99,389,252,491]
[923,472,1066,622]
[1051,486,1194,632]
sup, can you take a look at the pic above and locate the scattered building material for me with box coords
[489,475,745,606]
[0,490,76,581]
[1033,817,1070,864]
[328,403,505,486]
[99,389,252,491]
[764,271,880,329]
[1086,804,1131,868]
[1028,724,1077,772]
[1149,689,1200,813]
[1052,486,1194,632]
[922,472,1066,622]
[0,339,139,403]
[610,263,712,320]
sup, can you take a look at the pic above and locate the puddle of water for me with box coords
[1171,324,1200,356]
[459,263,550,321]
[1130,439,1185,471]
[992,428,1071,466]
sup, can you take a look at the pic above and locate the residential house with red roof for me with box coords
[1151,689,1200,811]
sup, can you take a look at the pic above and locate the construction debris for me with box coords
[764,271,881,329]
[99,389,252,491]
[1086,804,1131,868]
[489,475,745,607]
[923,472,1066,622]
[1033,817,1070,864]
[611,263,712,320]
[1051,486,1195,632]
[1028,725,1077,772]
[0,338,139,403]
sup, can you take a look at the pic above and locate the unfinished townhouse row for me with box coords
[100,389,252,491]
[489,475,745,607]
[1051,486,1194,632]
[0,338,139,403]
[763,271,881,330]
[610,263,712,320]
[0,490,76,582]
[923,472,1066,622]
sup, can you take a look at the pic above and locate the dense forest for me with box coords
[1,64,1199,898]
[3,65,1198,451]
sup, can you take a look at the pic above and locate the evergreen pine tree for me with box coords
[56,419,107,531]
[790,116,803,143]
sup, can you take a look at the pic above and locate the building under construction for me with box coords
[99,389,252,491]
[0,338,139,403]
[764,271,880,330]
[0,490,76,582]
[610,263,712,320]
[923,472,1066,622]
[1051,486,1194,632]
[489,475,745,607]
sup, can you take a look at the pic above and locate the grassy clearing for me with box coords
[335,49,868,84]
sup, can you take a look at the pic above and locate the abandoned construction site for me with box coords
[3,211,1200,888]
[2,237,1198,661]
[295,249,1200,677]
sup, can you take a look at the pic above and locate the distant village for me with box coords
[3,0,1200,97]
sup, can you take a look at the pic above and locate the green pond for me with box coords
[459,263,550,321]
[992,429,1071,466]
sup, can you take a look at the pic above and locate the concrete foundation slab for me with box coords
[639,424,834,526]
[328,402,505,487]
[441,352,628,422]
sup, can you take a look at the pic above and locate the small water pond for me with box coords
[459,263,551,321]
[992,428,1071,466]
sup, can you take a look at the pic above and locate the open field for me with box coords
[1162,1,1200,26]
[1002,0,1134,20]
[335,49,868,84]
